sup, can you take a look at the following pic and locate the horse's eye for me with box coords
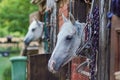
[66,35,72,40]
[32,28,36,32]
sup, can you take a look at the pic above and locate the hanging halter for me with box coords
[69,0,73,18]
[43,11,50,53]
[75,0,98,79]
[75,0,95,56]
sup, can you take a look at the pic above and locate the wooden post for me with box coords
[97,0,111,80]
[110,15,120,80]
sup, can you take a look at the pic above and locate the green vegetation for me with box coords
[0,0,36,79]
[3,66,11,80]
[0,57,11,80]
[0,48,20,80]
[0,0,38,37]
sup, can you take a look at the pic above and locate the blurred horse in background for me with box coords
[21,18,45,56]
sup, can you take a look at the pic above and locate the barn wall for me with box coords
[27,1,70,80]
[27,54,69,80]
[27,0,119,80]
[28,0,91,80]
[98,0,110,80]
[58,0,69,30]
[110,15,120,80]
[71,57,89,80]
[27,54,59,80]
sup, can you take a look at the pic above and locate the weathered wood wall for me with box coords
[97,0,111,80]
[28,0,116,80]
[70,1,89,80]
[58,0,69,30]
[110,15,120,80]
[27,54,69,80]
[27,1,69,80]
[73,0,87,22]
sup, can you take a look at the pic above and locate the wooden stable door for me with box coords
[110,15,120,80]
[27,54,69,80]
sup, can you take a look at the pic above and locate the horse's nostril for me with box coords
[48,60,56,73]
[52,61,56,69]
[50,60,55,69]
[24,40,29,46]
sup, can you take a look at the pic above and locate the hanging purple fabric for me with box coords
[111,0,120,17]
[107,0,120,28]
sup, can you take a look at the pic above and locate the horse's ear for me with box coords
[62,13,68,22]
[33,16,38,22]
[69,12,75,24]
[33,17,40,25]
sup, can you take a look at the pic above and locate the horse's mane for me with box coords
[74,21,85,36]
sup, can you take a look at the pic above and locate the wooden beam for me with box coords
[31,0,45,5]
[97,0,111,80]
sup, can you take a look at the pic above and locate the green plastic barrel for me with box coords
[10,56,27,80]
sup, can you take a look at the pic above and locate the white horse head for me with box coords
[24,19,44,46]
[48,13,86,73]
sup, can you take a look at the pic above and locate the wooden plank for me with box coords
[27,54,69,80]
[73,0,87,22]
[114,71,120,80]
[97,0,110,80]
[110,15,120,80]
[26,46,39,55]
[27,54,58,80]
[31,0,45,5]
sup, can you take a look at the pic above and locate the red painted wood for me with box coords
[58,4,69,30]
[71,57,89,80]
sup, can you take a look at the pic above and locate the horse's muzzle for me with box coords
[24,38,32,46]
[48,60,57,73]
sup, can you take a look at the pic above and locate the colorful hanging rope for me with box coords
[44,12,49,53]
[90,6,99,80]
